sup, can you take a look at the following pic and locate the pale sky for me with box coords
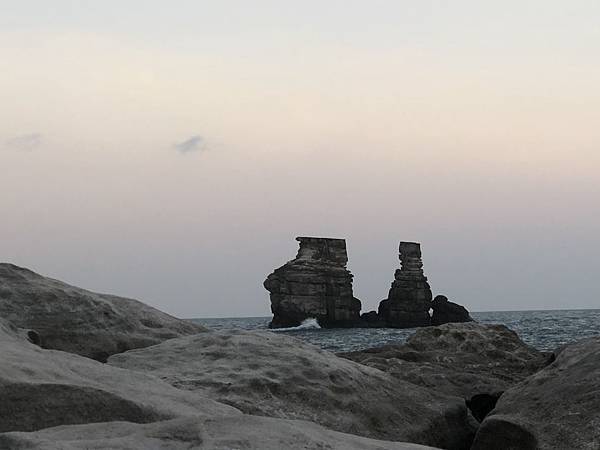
[1,1,599,317]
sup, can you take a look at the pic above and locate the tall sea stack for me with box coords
[264,237,361,328]
[378,242,433,328]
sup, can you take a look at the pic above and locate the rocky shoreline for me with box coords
[1,262,598,449]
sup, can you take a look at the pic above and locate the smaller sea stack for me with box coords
[378,242,433,328]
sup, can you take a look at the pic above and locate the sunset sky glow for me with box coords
[2,1,600,316]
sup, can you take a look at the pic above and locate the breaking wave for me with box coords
[272,318,321,332]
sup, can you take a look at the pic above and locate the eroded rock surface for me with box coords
[0,317,442,449]
[340,323,548,399]
[0,416,441,450]
[0,263,204,361]
[264,237,361,328]
[109,329,473,450]
[0,317,237,434]
[472,336,600,450]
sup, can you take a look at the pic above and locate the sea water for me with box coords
[190,309,600,353]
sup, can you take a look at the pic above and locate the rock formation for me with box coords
[0,416,441,450]
[378,242,433,328]
[472,336,600,450]
[339,323,549,400]
[0,263,204,361]
[431,295,473,325]
[0,315,440,450]
[264,237,361,328]
[0,317,236,434]
[109,328,473,449]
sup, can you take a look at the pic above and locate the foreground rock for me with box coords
[0,317,236,434]
[0,416,441,450]
[0,317,442,450]
[472,336,600,450]
[340,323,548,400]
[264,237,361,328]
[109,329,473,449]
[0,263,204,361]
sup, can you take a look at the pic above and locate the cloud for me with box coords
[174,135,206,154]
[4,133,43,152]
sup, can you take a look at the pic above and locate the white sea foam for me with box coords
[271,318,321,332]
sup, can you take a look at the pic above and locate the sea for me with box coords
[190,309,600,353]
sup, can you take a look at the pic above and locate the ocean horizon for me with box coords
[190,308,600,353]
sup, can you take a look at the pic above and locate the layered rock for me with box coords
[431,295,473,325]
[339,323,549,400]
[378,242,433,328]
[472,336,600,450]
[109,329,474,450]
[0,263,204,361]
[264,237,361,328]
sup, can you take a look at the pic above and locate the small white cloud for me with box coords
[4,133,43,152]
[174,135,206,154]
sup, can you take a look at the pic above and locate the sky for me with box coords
[1,1,600,317]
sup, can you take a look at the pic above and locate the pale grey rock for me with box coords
[472,336,600,450]
[0,263,204,361]
[264,237,361,328]
[109,329,473,450]
[0,317,237,434]
[340,323,548,399]
[0,416,441,450]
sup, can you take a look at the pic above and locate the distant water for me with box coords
[190,309,600,353]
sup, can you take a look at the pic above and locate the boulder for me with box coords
[109,329,474,450]
[0,263,204,361]
[0,318,442,449]
[0,416,442,450]
[264,237,361,328]
[378,242,433,328]
[0,317,237,434]
[472,336,600,450]
[340,323,548,399]
[431,295,473,326]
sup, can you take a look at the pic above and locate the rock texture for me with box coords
[340,323,548,399]
[0,263,204,361]
[0,317,237,434]
[0,416,441,450]
[109,329,474,450]
[472,336,600,450]
[431,295,473,326]
[264,237,361,328]
[378,242,433,328]
[0,316,442,450]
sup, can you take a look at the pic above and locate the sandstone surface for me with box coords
[340,323,548,399]
[472,336,600,450]
[0,416,441,450]
[0,263,204,361]
[109,329,473,449]
[0,317,236,434]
